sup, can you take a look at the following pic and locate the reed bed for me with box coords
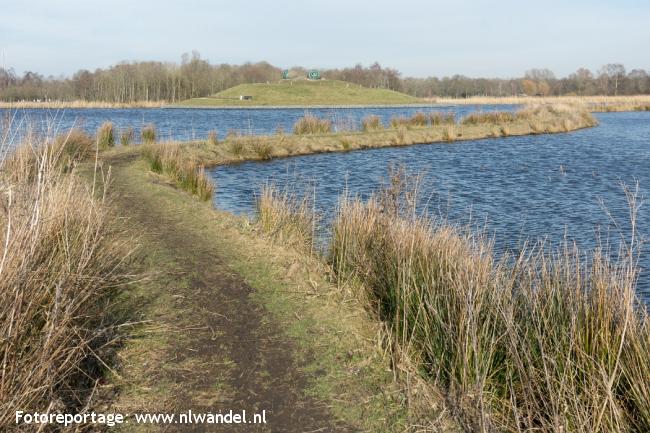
[0,100,164,109]
[329,168,650,433]
[256,183,318,252]
[0,133,131,430]
[141,142,214,201]
[293,115,332,135]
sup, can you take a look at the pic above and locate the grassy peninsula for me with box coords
[178,79,423,107]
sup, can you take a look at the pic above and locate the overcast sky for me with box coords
[1,0,648,78]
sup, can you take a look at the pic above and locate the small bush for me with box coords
[97,121,115,149]
[120,127,134,146]
[293,115,332,135]
[141,124,156,144]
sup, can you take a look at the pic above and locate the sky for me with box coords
[0,0,649,79]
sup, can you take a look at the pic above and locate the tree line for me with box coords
[0,52,648,102]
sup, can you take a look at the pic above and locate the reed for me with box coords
[256,183,317,252]
[361,115,383,131]
[293,115,332,135]
[141,142,214,201]
[429,111,456,125]
[461,111,516,125]
[0,133,131,429]
[96,121,115,149]
[330,169,650,432]
[207,130,218,146]
[120,127,135,146]
[141,124,156,144]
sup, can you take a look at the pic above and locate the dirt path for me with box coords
[98,154,355,432]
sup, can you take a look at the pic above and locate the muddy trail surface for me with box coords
[99,153,355,433]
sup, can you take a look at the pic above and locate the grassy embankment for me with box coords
[433,95,650,112]
[0,129,133,430]
[257,166,650,433]
[140,104,596,194]
[178,79,423,107]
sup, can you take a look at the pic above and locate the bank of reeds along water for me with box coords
[257,167,650,433]
[0,128,132,431]
[141,140,214,201]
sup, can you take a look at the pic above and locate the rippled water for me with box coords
[210,112,650,301]
[0,105,514,142]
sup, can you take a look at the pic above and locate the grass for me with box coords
[0,132,132,430]
[97,121,115,149]
[179,79,423,107]
[328,167,650,432]
[256,183,317,252]
[141,124,156,144]
[0,100,164,109]
[361,115,383,131]
[141,141,214,200]
[120,127,135,146]
[293,115,332,135]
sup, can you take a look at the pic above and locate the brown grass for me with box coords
[293,115,332,135]
[329,168,650,432]
[0,133,132,430]
[141,142,214,201]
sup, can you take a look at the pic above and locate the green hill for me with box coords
[178,80,422,107]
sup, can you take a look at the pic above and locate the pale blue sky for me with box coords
[0,0,648,78]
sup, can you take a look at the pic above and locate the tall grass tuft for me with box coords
[120,127,134,146]
[97,121,115,150]
[330,168,650,432]
[207,130,219,146]
[293,115,332,135]
[430,111,456,125]
[256,183,318,253]
[0,131,132,429]
[141,142,214,201]
[141,124,156,144]
[361,115,383,131]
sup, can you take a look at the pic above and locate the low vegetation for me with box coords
[141,124,156,144]
[0,132,131,430]
[97,121,115,149]
[256,183,317,252]
[293,115,333,135]
[141,141,214,200]
[328,167,650,432]
[120,127,134,146]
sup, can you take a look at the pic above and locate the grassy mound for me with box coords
[179,80,422,107]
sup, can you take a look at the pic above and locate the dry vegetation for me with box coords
[256,183,318,252]
[151,104,596,171]
[0,100,164,109]
[0,131,132,430]
[433,95,650,112]
[252,165,650,432]
[141,141,214,201]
